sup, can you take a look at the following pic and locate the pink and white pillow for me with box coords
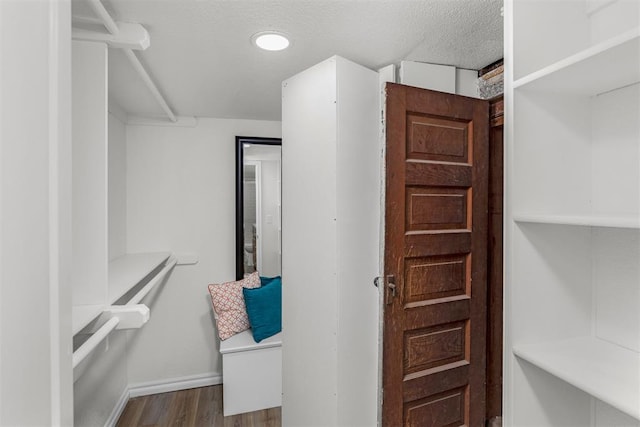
[207,272,261,340]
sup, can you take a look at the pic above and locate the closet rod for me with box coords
[87,0,177,123]
[87,0,118,35]
[72,317,120,369]
[122,49,177,123]
[127,256,178,306]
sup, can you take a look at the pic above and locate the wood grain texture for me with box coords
[115,385,281,427]
[383,83,489,427]
[404,255,467,303]
[405,389,465,427]
[486,95,504,421]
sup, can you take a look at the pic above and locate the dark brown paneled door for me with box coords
[382,83,489,427]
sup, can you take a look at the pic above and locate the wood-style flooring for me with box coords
[116,385,281,427]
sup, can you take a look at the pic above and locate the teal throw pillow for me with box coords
[243,278,282,343]
[259,275,281,287]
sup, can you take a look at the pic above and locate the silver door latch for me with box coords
[373,276,382,288]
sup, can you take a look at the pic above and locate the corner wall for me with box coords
[124,118,282,386]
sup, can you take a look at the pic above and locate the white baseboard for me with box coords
[104,387,130,427]
[102,373,223,427]
[128,373,223,398]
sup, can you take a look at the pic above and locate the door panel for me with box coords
[383,83,489,427]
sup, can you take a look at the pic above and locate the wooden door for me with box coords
[382,83,489,426]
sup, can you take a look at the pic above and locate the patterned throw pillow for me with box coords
[207,272,261,340]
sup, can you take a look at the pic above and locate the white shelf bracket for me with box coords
[72,304,150,370]
[106,304,150,330]
[72,22,150,50]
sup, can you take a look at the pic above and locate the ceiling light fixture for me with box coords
[252,31,290,51]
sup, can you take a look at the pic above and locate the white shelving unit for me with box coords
[513,28,639,95]
[71,40,174,345]
[514,337,640,420]
[505,0,640,425]
[513,213,640,229]
[72,253,171,335]
[281,56,380,426]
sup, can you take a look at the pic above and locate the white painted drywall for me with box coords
[591,83,639,217]
[72,40,108,307]
[456,68,480,98]
[399,60,456,93]
[0,1,73,424]
[109,110,128,261]
[592,84,640,353]
[399,60,481,98]
[124,118,281,385]
[281,56,380,426]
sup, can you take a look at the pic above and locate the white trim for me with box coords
[128,373,223,398]
[104,387,130,427]
[103,373,223,427]
[72,23,150,51]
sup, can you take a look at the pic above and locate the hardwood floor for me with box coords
[116,385,281,427]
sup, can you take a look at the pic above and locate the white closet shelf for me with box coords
[514,336,640,421]
[108,252,171,304]
[513,27,640,96]
[72,304,105,335]
[513,213,640,229]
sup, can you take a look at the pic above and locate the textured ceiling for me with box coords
[72,0,503,121]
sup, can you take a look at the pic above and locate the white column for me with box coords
[0,0,73,425]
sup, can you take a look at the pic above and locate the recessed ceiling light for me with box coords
[252,31,290,51]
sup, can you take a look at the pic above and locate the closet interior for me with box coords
[504,0,640,425]
[71,37,176,377]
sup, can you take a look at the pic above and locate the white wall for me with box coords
[0,1,73,424]
[399,60,480,98]
[125,118,281,386]
[456,68,481,98]
[71,41,108,308]
[109,111,127,261]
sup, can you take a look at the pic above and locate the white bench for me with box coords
[219,329,282,416]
